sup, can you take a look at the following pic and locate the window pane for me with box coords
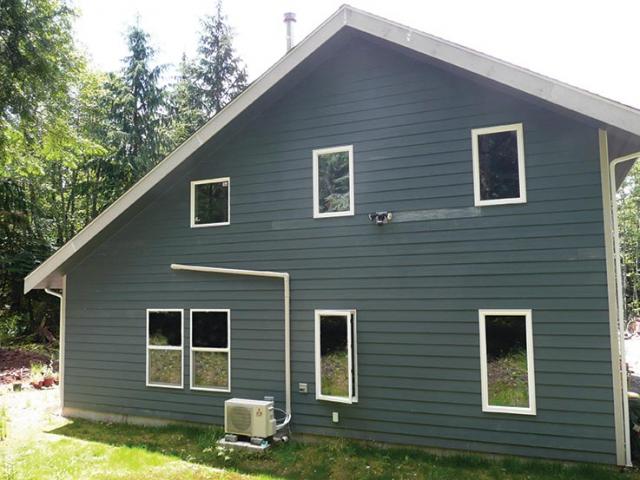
[148,349,182,386]
[148,311,182,346]
[194,180,229,225]
[485,315,529,408]
[478,130,520,200]
[193,351,229,389]
[320,314,349,398]
[317,151,350,213]
[192,311,228,348]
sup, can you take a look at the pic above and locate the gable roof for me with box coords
[24,4,640,293]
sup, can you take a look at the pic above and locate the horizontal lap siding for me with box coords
[64,37,615,463]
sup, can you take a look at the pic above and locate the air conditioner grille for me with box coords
[228,406,252,432]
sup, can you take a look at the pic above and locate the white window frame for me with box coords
[146,308,184,389]
[190,309,231,392]
[190,177,231,228]
[479,308,536,415]
[471,123,527,206]
[312,145,355,218]
[314,309,358,404]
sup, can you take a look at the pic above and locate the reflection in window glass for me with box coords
[320,315,349,397]
[148,311,182,346]
[315,147,352,215]
[190,310,230,391]
[193,351,229,390]
[316,310,357,403]
[193,179,229,226]
[148,349,182,386]
[147,310,183,388]
[485,315,528,407]
[477,130,520,201]
[192,311,228,348]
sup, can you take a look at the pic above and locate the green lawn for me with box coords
[2,389,640,480]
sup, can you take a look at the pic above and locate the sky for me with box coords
[73,0,640,109]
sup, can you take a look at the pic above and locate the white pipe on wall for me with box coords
[45,281,65,410]
[170,263,292,415]
[609,151,640,467]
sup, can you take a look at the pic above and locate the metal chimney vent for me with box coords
[283,12,296,52]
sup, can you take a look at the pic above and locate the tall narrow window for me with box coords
[315,310,358,403]
[146,309,183,388]
[191,177,230,227]
[313,146,354,218]
[471,124,526,206]
[190,309,230,392]
[479,309,536,415]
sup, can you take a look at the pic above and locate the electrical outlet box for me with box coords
[332,412,339,423]
[298,383,308,393]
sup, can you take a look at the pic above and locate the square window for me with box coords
[190,310,230,391]
[315,310,358,403]
[146,309,183,388]
[472,124,526,206]
[479,309,536,415]
[313,146,354,218]
[191,178,230,227]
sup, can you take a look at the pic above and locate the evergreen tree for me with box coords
[190,1,247,118]
[108,22,166,191]
[166,54,206,146]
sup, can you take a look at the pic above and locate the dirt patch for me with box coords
[0,348,58,385]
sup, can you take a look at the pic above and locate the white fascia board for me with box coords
[24,4,640,292]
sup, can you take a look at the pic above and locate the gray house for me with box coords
[24,5,640,466]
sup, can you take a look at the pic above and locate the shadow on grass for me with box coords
[49,419,635,480]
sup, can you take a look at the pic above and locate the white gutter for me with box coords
[170,263,291,415]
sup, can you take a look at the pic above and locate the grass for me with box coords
[487,350,529,407]
[2,389,640,480]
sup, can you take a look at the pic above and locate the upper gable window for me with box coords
[191,177,230,227]
[313,146,354,218]
[471,124,526,206]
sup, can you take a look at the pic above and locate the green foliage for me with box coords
[487,350,529,408]
[619,161,640,320]
[321,351,349,397]
[190,1,247,117]
[0,1,248,344]
[192,351,228,389]
[167,1,247,145]
[0,404,6,441]
[317,151,351,213]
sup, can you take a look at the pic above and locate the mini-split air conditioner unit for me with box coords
[224,398,276,438]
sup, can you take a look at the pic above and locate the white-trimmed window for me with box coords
[190,309,231,392]
[479,309,536,415]
[315,309,358,403]
[146,309,184,388]
[190,177,230,227]
[312,146,354,218]
[471,124,526,206]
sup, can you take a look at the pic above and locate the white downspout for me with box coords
[45,279,65,411]
[170,263,292,415]
[610,151,640,467]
